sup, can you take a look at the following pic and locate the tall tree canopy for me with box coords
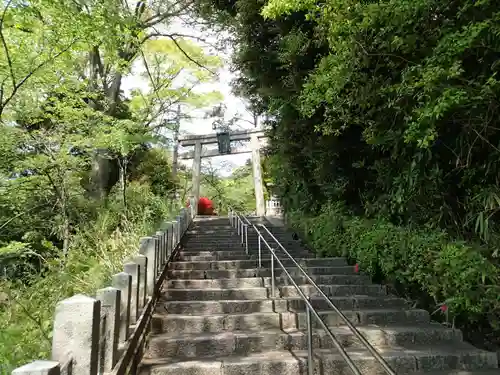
[198,0,500,244]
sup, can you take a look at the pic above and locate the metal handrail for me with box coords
[228,210,396,375]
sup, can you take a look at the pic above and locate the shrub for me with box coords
[288,203,500,329]
[0,182,177,371]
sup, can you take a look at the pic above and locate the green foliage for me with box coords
[198,0,500,241]
[0,181,178,371]
[288,203,500,328]
[200,160,259,214]
[196,0,500,347]
[0,0,225,370]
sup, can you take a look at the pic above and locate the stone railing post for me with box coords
[10,205,193,375]
[176,215,181,244]
[133,255,147,309]
[171,220,178,251]
[123,262,140,323]
[156,231,164,268]
[51,295,100,375]
[189,196,196,218]
[12,361,61,375]
[139,236,156,297]
[166,222,173,257]
[95,287,120,371]
[111,272,131,344]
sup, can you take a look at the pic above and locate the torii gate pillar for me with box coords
[192,141,202,205]
[251,134,266,216]
[180,129,266,216]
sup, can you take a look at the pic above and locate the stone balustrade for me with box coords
[265,197,282,217]
[11,200,197,375]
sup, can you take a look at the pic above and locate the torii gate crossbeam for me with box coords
[178,129,266,216]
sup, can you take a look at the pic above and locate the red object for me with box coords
[354,263,359,273]
[186,197,217,215]
[440,304,448,313]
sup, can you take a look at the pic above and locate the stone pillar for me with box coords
[123,262,140,323]
[12,361,61,375]
[139,237,156,297]
[111,272,131,344]
[95,287,120,371]
[51,295,100,375]
[250,133,265,216]
[191,140,202,207]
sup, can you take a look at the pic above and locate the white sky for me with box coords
[121,15,258,177]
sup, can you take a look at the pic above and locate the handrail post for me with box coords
[244,223,248,255]
[240,220,244,246]
[306,301,314,375]
[270,248,275,298]
[258,235,262,268]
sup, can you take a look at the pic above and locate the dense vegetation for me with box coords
[201,158,270,214]
[0,0,235,370]
[3,0,500,368]
[198,0,500,351]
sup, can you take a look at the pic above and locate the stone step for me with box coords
[163,287,270,301]
[177,250,249,257]
[176,254,251,261]
[144,325,464,359]
[159,296,409,315]
[279,284,387,298]
[181,244,309,252]
[166,266,358,279]
[151,309,430,335]
[175,252,313,262]
[408,371,500,375]
[168,258,347,271]
[139,346,498,375]
[165,274,372,289]
[163,284,387,300]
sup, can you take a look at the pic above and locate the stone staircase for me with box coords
[139,216,499,375]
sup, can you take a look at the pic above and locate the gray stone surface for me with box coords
[139,216,499,375]
[51,295,100,375]
[12,361,61,375]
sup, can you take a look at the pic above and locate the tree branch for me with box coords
[0,39,78,116]
[0,0,16,88]
[142,1,195,28]
[166,35,217,75]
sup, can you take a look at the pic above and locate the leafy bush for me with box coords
[0,182,177,371]
[288,203,500,329]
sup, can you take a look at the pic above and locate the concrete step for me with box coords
[295,308,430,328]
[159,296,409,315]
[139,346,498,375]
[162,283,387,300]
[176,252,313,261]
[176,254,251,261]
[151,309,430,335]
[177,251,248,257]
[168,258,347,271]
[151,312,287,335]
[181,243,309,252]
[166,266,358,279]
[144,325,465,359]
[166,274,372,289]
[279,284,387,298]
[163,287,270,301]
[408,371,500,375]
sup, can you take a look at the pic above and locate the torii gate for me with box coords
[178,129,267,216]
